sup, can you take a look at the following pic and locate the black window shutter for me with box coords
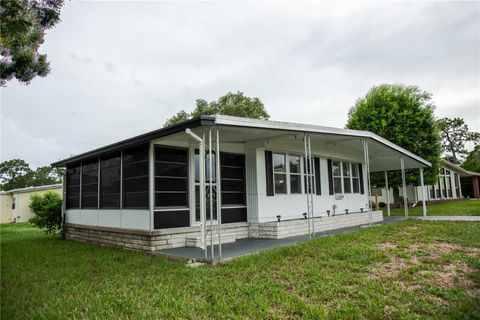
[359,163,365,194]
[265,150,274,196]
[327,159,334,195]
[314,157,321,195]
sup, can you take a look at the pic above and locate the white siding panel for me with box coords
[65,209,81,224]
[81,210,99,226]
[122,210,150,230]
[98,210,121,228]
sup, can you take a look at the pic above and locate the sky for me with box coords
[1,1,479,169]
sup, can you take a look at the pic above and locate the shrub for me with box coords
[29,191,62,234]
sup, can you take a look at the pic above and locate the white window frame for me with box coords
[271,152,305,195]
[288,154,302,194]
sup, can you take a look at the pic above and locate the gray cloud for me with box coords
[1,1,478,168]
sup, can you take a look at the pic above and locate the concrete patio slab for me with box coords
[154,216,405,262]
[416,216,480,221]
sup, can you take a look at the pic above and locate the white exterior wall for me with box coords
[65,209,150,230]
[253,139,370,223]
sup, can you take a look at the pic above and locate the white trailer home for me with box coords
[371,159,480,208]
[52,115,431,261]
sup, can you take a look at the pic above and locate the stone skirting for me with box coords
[65,211,383,252]
[249,211,383,239]
[64,222,249,252]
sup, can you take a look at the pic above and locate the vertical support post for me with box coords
[149,143,155,230]
[215,128,222,260]
[400,155,408,218]
[304,134,311,239]
[308,135,315,237]
[208,128,214,261]
[363,139,372,225]
[200,131,206,260]
[384,170,391,217]
[420,168,427,216]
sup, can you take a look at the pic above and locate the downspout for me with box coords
[61,170,67,239]
[186,129,207,259]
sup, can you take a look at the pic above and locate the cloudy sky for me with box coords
[1,1,479,168]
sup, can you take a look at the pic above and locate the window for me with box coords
[155,146,188,208]
[352,163,360,193]
[289,155,301,194]
[66,164,80,209]
[100,153,121,209]
[343,162,352,193]
[123,145,149,209]
[81,159,99,209]
[454,173,461,197]
[429,186,435,199]
[331,161,360,194]
[332,161,342,194]
[12,201,15,210]
[273,153,287,194]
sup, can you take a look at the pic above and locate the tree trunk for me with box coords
[392,187,401,207]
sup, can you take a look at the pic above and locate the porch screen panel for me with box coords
[66,164,81,209]
[154,146,188,207]
[81,159,99,209]
[221,152,247,223]
[265,150,274,196]
[100,153,121,208]
[327,159,334,195]
[123,145,149,209]
[314,157,321,195]
[221,153,245,205]
[358,163,365,194]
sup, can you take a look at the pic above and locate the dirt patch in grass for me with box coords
[371,241,480,303]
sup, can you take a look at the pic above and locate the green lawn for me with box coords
[382,199,480,216]
[1,221,479,319]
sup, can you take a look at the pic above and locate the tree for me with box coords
[29,191,62,234]
[462,145,480,173]
[0,159,62,190]
[0,0,64,86]
[164,91,270,127]
[0,159,33,190]
[436,117,480,164]
[32,166,63,186]
[346,84,441,203]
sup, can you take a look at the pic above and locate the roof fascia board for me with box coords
[51,116,215,167]
[214,115,431,167]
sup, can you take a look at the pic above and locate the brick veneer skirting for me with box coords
[249,211,383,239]
[65,211,383,252]
[64,222,250,252]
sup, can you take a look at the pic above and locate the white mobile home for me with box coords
[371,159,480,207]
[52,115,430,259]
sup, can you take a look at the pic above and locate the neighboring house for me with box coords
[371,159,480,206]
[51,115,430,256]
[0,184,63,223]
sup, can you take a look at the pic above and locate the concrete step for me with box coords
[185,233,237,247]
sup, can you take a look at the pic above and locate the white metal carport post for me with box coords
[400,155,408,218]
[420,168,427,216]
[186,129,207,260]
[384,171,390,217]
[363,139,372,224]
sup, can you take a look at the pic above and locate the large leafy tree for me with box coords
[0,0,64,85]
[436,117,480,164]
[0,159,33,190]
[164,91,270,127]
[0,159,62,190]
[462,145,480,173]
[346,84,441,202]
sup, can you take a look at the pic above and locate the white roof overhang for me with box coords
[210,115,431,172]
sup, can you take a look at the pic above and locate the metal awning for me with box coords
[52,114,431,171]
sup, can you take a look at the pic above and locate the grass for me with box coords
[382,199,480,216]
[1,221,479,319]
